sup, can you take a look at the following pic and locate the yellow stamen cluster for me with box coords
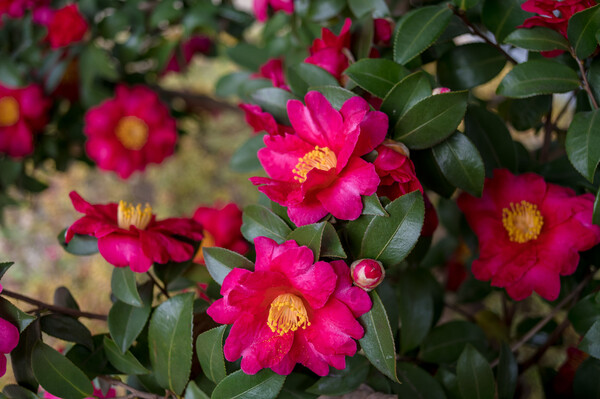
[267,293,310,336]
[0,96,20,127]
[118,200,153,230]
[293,146,337,183]
[502,200,544,243]
[115,116,149,150]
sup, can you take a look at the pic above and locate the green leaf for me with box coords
[570,294,600,335]
[580,320,600,359]
[111,267,143,307]
[108,300,151,353]
[2,385,38,399]
[566,110,600,182]
[432,132,485,197]
[360,191,424,266]
[79,44,119,107]
[230,134,266,173]
[287,63,339,97]
[362,193,388,217]
[497,60,580,98]
[57,229,99,256]
[308,0,346,21]
[504,27,570,52]
[250,88,299,126]
[65,335,112,379]
[348,0,389,18]
[203,247,254,286]
[195,325,227,384]
[211,369,286,399]
[393,5,453,65]
[568,5,600,59]
[309,85,359,110]
[393,91,468,149]
[438,43,507,90]
[40,314,93,350]
[32,342,94,399]
[226,43,269,71]
[345,59,409,98]
[0,261,14,280]
[453,0,479,10]
[241,205,293,244]
[287,223,326,262]
[185,381,210,399]
[359,291,399,382]
[420,321,487,364]
[394,362,446,399]
[457,345,495,399]
[594,186,600,226]
[10,321,39,391]
[398,270,434,353]
[149,293,195,395]
[103,336,149,375]
[215,72,252,98]
[306,355,370,395]
[497,343,518,399]
[321,222,347,259]
[53,287,79,311]
[0,297,36,332]
[574,357,600,398]
[279,373,319,399]
[482,0,529,43]
[381,72,432,133]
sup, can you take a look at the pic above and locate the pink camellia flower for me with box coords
[305,18,352,82]
[207,236,372,376]
[252,58,289,91]
[239,103,294,136]
[45,4,88,48]
[163,35,213,74]
[373,19,393,46]
[350,259,385,291]
[66,191,203,273]
[0,0,35,20]
[43,383,116,399]
[457,169,600,301]
[0,283,20,378]
[251,91,387,226]
[253,0,294,22]
[0,83,49,158]
[84,85,178,179]
[192,203,249,264]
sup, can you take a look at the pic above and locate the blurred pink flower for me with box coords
[45,4,88,48]
[253,0,294,22]
[163,35,213,74]
[305,18,352,82]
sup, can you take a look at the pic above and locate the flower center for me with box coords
[117,200,153,230]
[0,96,20,127]
[502,200,544,243]
[267,293,310,335]
[293,146,337,183]
[193,230,215,264]
[115,116,149,150]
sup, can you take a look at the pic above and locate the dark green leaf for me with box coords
[498,95,553,131]
[108,300,151,353]
[568,5,600,59]
[241,205,293,244]
[362,193,388,217]
[0,262,14,280]
[149,0,180,28]
[57,229,98,256]
[345,59,410,98]
[226,43,269,71]
[394,362,446,399]
[309,86,359,110]
[504,27,570,52]
[482,0,529,43]
[203,247,254,286]
[580,320,600,359]
[497,60,580,98]
[320,222,347,259]
[412,149,456,198]
[111,267,143,307]
[574,357,600,398]
[287,223,326,262]
[348,0,389,18]
[10,321,39,391]
[215,72,252,98]
[306,355,370,395]
[195,325,227,384]
[566,110,600,182]
[287,63,339,97]
[594,186,600,226]
[65,335,114,380]
[0,159,22,187]
[352,15,375,60]
[279,373,319,399]
[398,270,434,353]
[103,336,149,375]
[497,343,518,399]
[53,287,79,311]
[212,369,286,399]
[453,0,479,10]
[420,321,487,364]
[2,385,38,399]
[230,134,266,173]
[438,43,506,90]
[0,297,36,332]
[457,345,495,399]
[0,60,24,87]
[381,72,432,134]
[40,314,93,350]
[185,381,210,399]
[308,0,346,21]
[250,88,298,126]
[570,294,600,335]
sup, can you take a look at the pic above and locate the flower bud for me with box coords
[432,87,451,95]
[350,259,385,291]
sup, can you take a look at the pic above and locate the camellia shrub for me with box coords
[4,0,600,398]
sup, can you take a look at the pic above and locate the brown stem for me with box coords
[1,289,107,321]
[149,85,241,114]
[99,376,165,399]
[573,52,599,109]
[147,271,170,299]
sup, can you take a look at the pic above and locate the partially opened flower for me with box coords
[239,103,294,136]
[192,203,248,264]
[45,4,88,48]
[0,83,49,158]
[251,91,387,226]
[0,283,19,378]
[253,0,294,22]
[207,236,371,376]
[458,169,600,301]
[84,85,178,179]
[66,191,203,273]
[252,58,289,91]
[305,19,352,82]
[373,19,393,46]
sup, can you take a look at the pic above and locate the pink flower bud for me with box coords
[432,87,451,95]
[350,259,385,291]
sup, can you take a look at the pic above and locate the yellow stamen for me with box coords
[267,293,310,335]
[117,200,153,230]
[193,230,216,264]
[0,96,20,127]
[292,146,337,183]
[502,200,544,243]
[115,116,149,150]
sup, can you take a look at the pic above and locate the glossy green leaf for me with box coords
[360,191,424,266]
[149,293,194,395]
[226,43,269,71]
[103,336,149,375]
[412,149,456,198]
[569,294,600,335]
[394,362,446,399]
[57,230,98,256]
[40,314,93,350]
[568,5,600,59]
[398,270,434,353]
[287,222,326,262]
[306,355,370,395]
[279,373,319,399]
[574,357,600,398]
[241,205,293,244]
[482,0,529,43]
[457,345,495,399]
[184,381,210,399]
[250,88,298,125]
[309,85,359,110]
[497,343,518,399]
[0,297,36,332]
[203,247,254,286]
[10,321,39,391]
[2,385,38,399]
[287,63,339,97]
[230,134,266,173]
[432,132,485,197]
[438,43,506,90]
[321,222,347,259]
[498,95,553,131]
[65,335,113,379]
[359,291,399,382]
[195,325,227,384]
[111,267,143,307]
[108,300,151,353]
[497,60,580,98]
[211,369,286,399]
[566,110,600,182]
[580,320,600,359]
[420,321,487,364]
[345,59,410,98]
[393,5,453,65]
[381,71,432,130]
[0,262,13,280]
[32,342,94,399]
[53,287,79,311]
[504,27,570,52]
[362,193,388,217]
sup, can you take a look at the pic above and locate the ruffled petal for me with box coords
[97,234,153,272]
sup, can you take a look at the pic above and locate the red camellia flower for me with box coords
[0,83,49,158]
[239,103,294,136]
[192,203,248,264]
[457,169,600,301]
[163,35,213,75]
[0,0,36,20]
[252,58,289,91]
[373,18,393,46]
[45,4,88,48]
[253,0,294,22]
[66,191,203,273]
[84,85,178,179]
[0,283,19,378]
[207,236,372,376]
[305,19,352,82]
[251,91,387,226]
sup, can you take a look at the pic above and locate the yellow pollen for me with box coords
[117,200,153,230]
[193,230,216,264]
[292,146,337,183]
[267,293,310,336]
[115,116,149,150]
[0,96,20,127]
[502,200,544,243]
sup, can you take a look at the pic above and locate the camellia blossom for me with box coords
[457,169,600,301]
[350,259,385,291]
[253,0,293,22]
[45,4,88,48]
[163,35,213,74]
[66,191,203,273]
[192,203,248,264]
[0,283,19,378]
[239,103,294,136]
[0,83,49,158]
[84,85,178,179]
[373,19,393,46]
[251,91,387,226]
[207,236,372,376]
[252,58,289,91]
[305,19,352,82]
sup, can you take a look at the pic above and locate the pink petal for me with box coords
[97,234,153,272]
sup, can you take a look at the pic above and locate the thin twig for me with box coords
[444,301,477,322]
[1,289,107,321]
[573,52,599,109]
[519,316,571,372]
[553,92,576,126]
[147,271,170,299]
[99,376,165,399]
